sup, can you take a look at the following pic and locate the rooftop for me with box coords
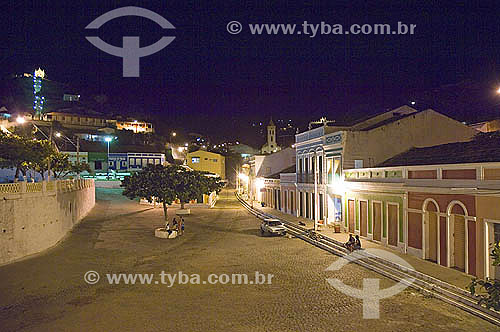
[265,164,296,179]
[61,140,165,154]
[378,132,500,167]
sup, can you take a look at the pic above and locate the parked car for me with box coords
[260,218,286,236]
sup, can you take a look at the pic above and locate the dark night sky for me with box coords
[2,1,500,142]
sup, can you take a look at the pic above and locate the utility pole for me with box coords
[76,136,80,164]
[76,136,80,179]
[106,139,110,180]
[314,153,319,232]
[47,125,52,181]
[236,166,239,194]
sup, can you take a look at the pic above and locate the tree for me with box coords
[121,164,225,224]
[0,132,29,181]
[121,164,178,223]
[31,139,58,180]
[199,171,225,197]
[49,152,91,179]
[468,241,500,310]
[172,169,225,209]
[0,132,57,181]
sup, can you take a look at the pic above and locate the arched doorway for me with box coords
[423,199,439,263]
[448,202,468,272]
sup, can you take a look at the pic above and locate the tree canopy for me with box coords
[121,164,225,221]
[0,131,89,181]
[0,131,57,181]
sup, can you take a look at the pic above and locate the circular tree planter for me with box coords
[176,209,191,215]
[155,228,177,239]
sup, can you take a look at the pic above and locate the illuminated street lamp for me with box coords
[171,132,177,137]
[54,132,81,177]
[105,136,113,180]
[497,87,500,94]
[16,116,26,124]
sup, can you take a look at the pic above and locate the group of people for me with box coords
[345,234,362,252]
[165,217,185,236]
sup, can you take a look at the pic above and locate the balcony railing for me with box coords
[297,173,315,184]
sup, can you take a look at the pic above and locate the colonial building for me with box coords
[42,111,110,128]
[248,147,296,203]
[343,132,500,278]
[41,111,153,134]
[293,105,477,227]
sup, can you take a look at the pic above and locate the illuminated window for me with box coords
[327,157,342,184]
[192,157,200,163]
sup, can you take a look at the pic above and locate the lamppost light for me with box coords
[16,116,26,124]
[105,137,113,142]
[55,132,62,137]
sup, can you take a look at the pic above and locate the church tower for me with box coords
[267,118,276,149]
[260,118,281,154]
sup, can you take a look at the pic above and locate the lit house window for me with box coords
[192,157,200,163]
[354,160,364,169]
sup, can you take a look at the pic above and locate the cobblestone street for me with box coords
[0,189,497,331]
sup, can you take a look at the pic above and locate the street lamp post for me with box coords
[55,132,81,178]
[314,154,318,232]
[16,116,55,181]
[105,137,112,180]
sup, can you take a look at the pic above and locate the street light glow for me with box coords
[16,116,26,124]
[497,87,500,94]
[172,132,177,137]
[55,132,62,137]
[105,137,113,142]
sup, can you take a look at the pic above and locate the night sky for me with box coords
[2,1,500,143]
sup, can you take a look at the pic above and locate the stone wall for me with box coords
[0,179,95,265]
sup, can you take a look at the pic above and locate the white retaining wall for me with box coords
[0,179,95,265]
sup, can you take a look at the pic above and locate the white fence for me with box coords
[0,179,94,195]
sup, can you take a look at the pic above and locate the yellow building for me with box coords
[186,150,225,179]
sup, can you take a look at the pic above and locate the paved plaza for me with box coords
[0,189,497,331]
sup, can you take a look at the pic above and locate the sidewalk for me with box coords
[254,205,473,290]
